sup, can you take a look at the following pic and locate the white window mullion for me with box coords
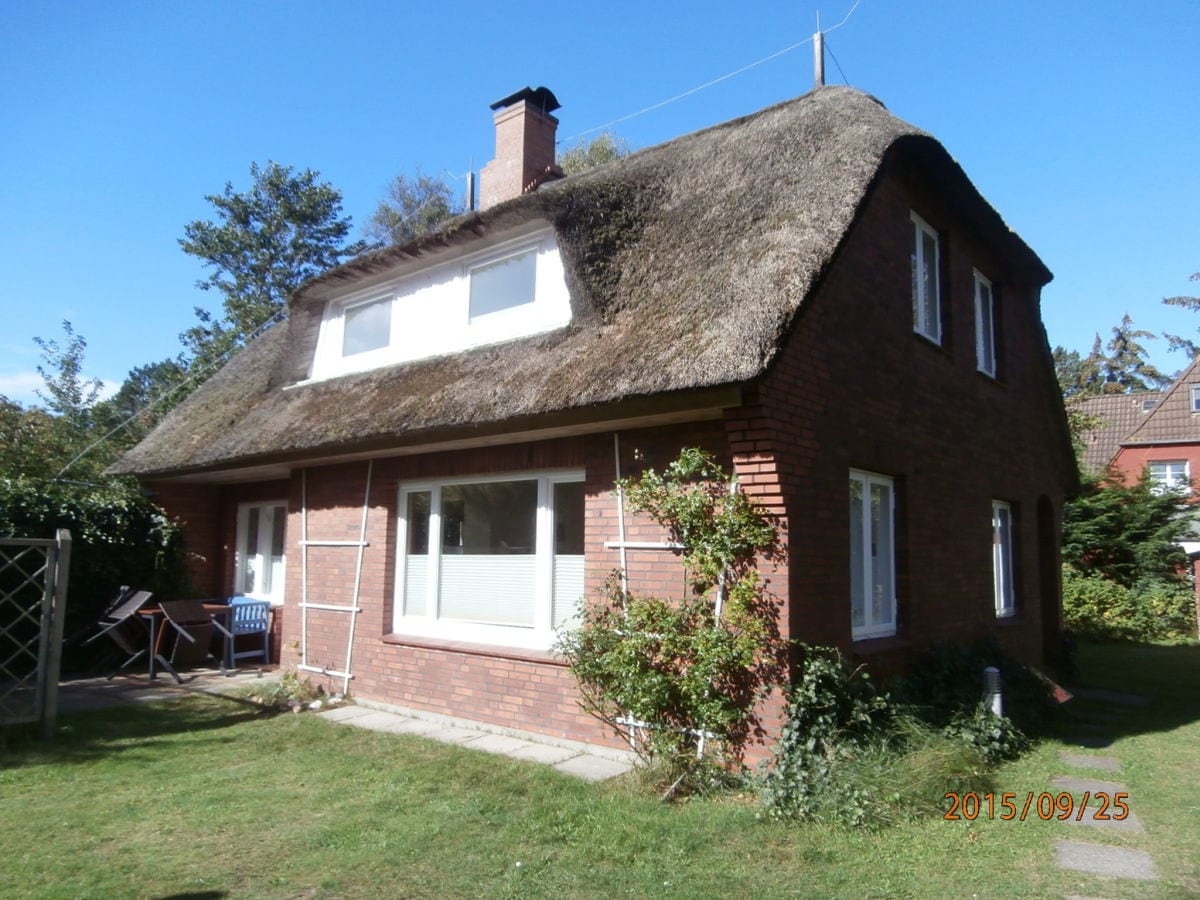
[428,487,443,621]
[534,478,553,633]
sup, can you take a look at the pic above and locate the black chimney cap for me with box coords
[490,86,561,114]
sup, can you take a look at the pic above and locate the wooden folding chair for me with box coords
[155,600,226,683]
[82,589,154,679]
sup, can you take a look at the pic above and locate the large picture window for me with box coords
[849,470,896,640]
[911,212,941,344]
[396,471,585,647]
[992,501,1016,618]
[235,501,287,605]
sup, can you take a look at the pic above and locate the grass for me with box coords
[0,641,1197,899]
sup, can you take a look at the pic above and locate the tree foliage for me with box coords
[364,171,462,246]
[0,477,190,670]
[1162,270,1200,357]
[555,449,787,784]
[179,160,366,373]
[1062,471,1191,589]
[558,132,632,175]
[1054,315,1171,399]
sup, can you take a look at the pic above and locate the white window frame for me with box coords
[974,270,997,377]
[911,212,942,344]
[394,470,585,649]
[234,501,287,606]
[849,470,897,640]
[306,227,571,383]
[992,501,1016,618]
[1148,460,1189,495]
[1190,385,1200,413]
[341,294,393,358]
[468,244,538,321]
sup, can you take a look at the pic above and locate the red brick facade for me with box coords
[147,161,1069,755]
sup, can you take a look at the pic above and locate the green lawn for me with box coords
[1,642,1197,899]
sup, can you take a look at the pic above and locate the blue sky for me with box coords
[2,0,1197,406]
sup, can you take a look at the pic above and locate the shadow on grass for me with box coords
[1052,640,1200,745]
[0,691,284,770]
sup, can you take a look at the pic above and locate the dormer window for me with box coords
[307,226,571,383]
[1190,384,1200,413]
[342,296,392,357]
[469,247,537,319]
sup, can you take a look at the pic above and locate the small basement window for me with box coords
[468,247,537,320]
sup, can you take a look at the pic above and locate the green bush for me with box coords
[1062,564,1197,642]
[888,637,1055,739]
[762,646,990,827]
[0,477,191,670]
[557,449,787,787]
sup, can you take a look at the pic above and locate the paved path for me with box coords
[317,703,635,782]
[1053,688,1158,890]
[58,671,635,782]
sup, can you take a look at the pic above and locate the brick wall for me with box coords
[746,155,1070,677]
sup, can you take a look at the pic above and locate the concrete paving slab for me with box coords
[504,742,581,765]
[1061,805,1144,833]
[317,706,375,723]
[465,733,541,756]
[553,754,633,782]
[1055,840,1157,881]
[422,725,494,746]
[347,711,442,736]
[1067,687,1151,708]
[1060,753,1120,772]
[1052,775,1128,795]
[1064,734,1113,750]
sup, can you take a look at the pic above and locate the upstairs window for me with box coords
[308,227,571,382]
[1190,385,1200,413]
[992,501,1015,617]
[974,271,996,377]
[342,296,392,357]
[849,470,896,640]
[469,247,537,320]
[911,212,941,344]
[1148,460,1189,495]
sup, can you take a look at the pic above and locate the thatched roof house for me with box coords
[112,86,1048,481]
[113,85,1073,756]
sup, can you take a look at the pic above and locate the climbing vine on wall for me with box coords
[555,448,787,784]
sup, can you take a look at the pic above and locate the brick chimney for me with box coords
[480,86,561,210]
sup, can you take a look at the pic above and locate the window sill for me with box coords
[381,632,566,666]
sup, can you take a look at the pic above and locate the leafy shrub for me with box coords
[0,477,191,670]
[762,645,990,827]
[1062,564,1197,642]
[888,637,1055,738]
[942,703,1029,766]
[556,449,787,786]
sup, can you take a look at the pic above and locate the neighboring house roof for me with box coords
[1075,392,1162,474]
[1123,355,1200,445]
[110,86,1050,480]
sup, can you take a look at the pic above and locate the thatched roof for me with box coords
[111,86,1049,479]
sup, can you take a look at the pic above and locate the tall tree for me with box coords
[364,171,462,246]
[1104,313,1171,392]
[91,358,190,451]
[179,161,366,372]
[1162,270,1200,357]
[557,132,632,175]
